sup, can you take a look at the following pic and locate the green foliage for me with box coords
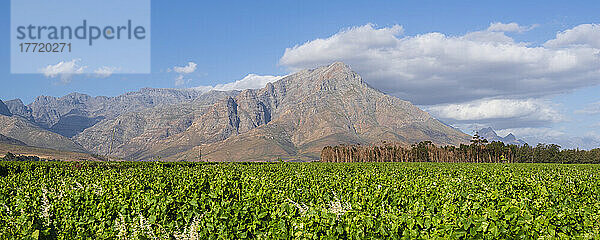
[1,152,48,162]
[323,141,600,163]
[0,161,599,239]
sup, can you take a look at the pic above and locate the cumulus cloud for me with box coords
[193,74,285,92]
[575,101,600,114]
[487,22,538,33]
[544,24,600,49]
[41,59,86,83]
[280,23,600,105]
[170,62,198,74]
[170,62,198,86]
[93,66,117,78]
[174,75,188,86]
[426,98,564,129]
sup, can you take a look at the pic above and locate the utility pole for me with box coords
[108,121,120,157]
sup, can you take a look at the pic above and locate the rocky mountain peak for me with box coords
[63,92,92,100]
[6,98,25,106]
[270,62,367,102]
[316,62,361,83]
[479,127,494,134]
[504,133,517,141]
[9,62,472,161]
[326,61,353,73]
[477,127,526,146]
[0,99,12,116]
[5,99,33,121]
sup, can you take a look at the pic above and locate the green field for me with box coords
[1,162,599,239]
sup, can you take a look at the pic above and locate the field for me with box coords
[0,162,599,239]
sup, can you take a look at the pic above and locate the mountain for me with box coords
[2,98,88,152]
[477,127,599,150]
[101,62,470,161]
[0,133,26,146]
[0,115,87,152]
[73,90,239,157]
[477,127,526,146]
[8,88,207,137]
[518,135,600,150]
[5,62,471,161]
[0,100,12,116]
[5,99,33,121]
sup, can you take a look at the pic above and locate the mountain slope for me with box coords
[0,115,87,152]
[0,133,26,146]
[7,62,470,161]
[478,127,526,146]
[0,100,11,116]
[9,88,207,137]
[5,99,33,121]
[73,90,240,157]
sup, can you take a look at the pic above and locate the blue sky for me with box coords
[11,0,150,74]
[1,0,600,148]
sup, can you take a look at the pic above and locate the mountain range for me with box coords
[477,127,527,146]
[475,127,600,150]
[0,62,471,161]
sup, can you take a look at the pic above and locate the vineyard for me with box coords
[1,161,599,239]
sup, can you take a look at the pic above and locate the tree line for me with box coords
[321,134,600,164]
[1,152,57,161]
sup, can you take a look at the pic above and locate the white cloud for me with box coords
[575,101,600,115]
[487,22,538,33]
[280,23,600,105]
[174,75,188,86]
[544,24,600,49]
[170,62,198,86]
[213,74,284,91]
[193,74,285,92]
[426,98,563,129]
[41,59,86,83]
[170,62,198,74]
[593,122,600,128]
[93,66,117,78]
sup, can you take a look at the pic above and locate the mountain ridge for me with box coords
[5,62,471,161]
[7,88,212,137]
[0,115,87,152]
[0,100,12,117]
[150,62,470,161]
[477,127,526,146]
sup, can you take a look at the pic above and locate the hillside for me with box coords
[0,143,103,161]
[0,100,11,116]
[4,62,471,161]
[0,115,87,153]
[0,133,26,146]
[132,62,470,161]
[7,88,208,137]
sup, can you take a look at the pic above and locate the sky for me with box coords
[1,0,600,148]
[10,0,150,75]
